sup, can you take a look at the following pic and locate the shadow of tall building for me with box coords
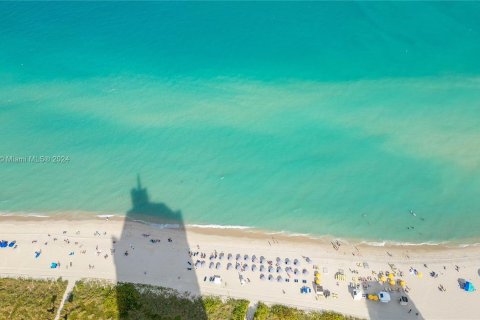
[112,175,207,319]
[360,278,424,320]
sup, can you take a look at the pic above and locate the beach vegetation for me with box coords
[0,277,67,320]
[60,280,249,320]
[253,302,360,320]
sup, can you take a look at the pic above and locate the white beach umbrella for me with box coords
[216,262,221,270]
[209,262,214,269]
[277,266,283,273]
[302,269,309,275]
[227,263,233,270]
[268,266,274,273]
[236,254,241,261]
[294,259,300,266]
[244,254,249,261]
[294,268,299,275]
[285,258,291,265]
[277,275,283,282]
[219,252,224,260]
[252,255,257,263]
[268,275,274,282]
[260,274,266,281]
[260,256,265,263]
[260,265,265,272]
[236,264,241,271]
[201,260,206,268]
[306,257,312,264]
[252,264,257,272]
[243,264,249,270]
[276,257,281,263]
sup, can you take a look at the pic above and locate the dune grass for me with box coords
[253,302,360,320]
[0,277,67,320]
[0,278,357,320]
[60,280,249,320]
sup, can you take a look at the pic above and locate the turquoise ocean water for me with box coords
[1,2,480,243]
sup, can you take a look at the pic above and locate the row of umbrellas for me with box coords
[209,253,307,266]
[259,273,289,282]
[197,260,310,275]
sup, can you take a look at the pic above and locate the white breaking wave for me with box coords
[187,224,252,230]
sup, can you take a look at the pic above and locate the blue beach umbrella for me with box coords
[464,282,475,292]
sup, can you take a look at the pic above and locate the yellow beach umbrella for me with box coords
[368,294,379,301]
[315,278,321,285]
[315,273,321,278]
[389,279,395,286]
[417,272,423,278]
[399,280,406,287]
[380,275,387,282]
[388,273,395,280]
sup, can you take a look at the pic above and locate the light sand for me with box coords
[1,216,479,319]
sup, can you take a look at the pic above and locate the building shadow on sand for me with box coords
[112,175,207,319]
[358,277,424,320]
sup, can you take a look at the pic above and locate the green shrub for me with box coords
[0,278,67,320]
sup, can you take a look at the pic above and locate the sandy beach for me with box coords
[1,216,479,320]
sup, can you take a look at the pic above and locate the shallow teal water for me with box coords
[1,2,480,242]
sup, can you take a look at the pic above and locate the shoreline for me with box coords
[1,211,480,250]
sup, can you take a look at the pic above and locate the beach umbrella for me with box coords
[399,280,406,288]
[268,266,274,273]
[252,255,257,263]
[219,252,224,260]
[236,264,241,271]
[209,262,214,269]
[269,275,274,282]
[302,269,309,276]
[389,279,395,286]
[227,263,233,270]
[277,276,283,282]
[276,257,281,263]
[216,262,221,270]
[244,254,249,261]
[285,258,291,265]
[294,259,300,266]
[417,272,423,278]
[260,274,266,281]
[314,271,321,278]
[243,264,249,270]
[260,265,265,272]
[259,256,265,263]
[209,255,215,260]
[380,275,387,283]
[252,264,257,272]
[315,278,321,285]
[236,254,241,261]
[388,273,395,280]
[306,257,312,264]
[294,268,299,275]
[227,253,233,261]
[201,261,206,268]
[277,266,283,273]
